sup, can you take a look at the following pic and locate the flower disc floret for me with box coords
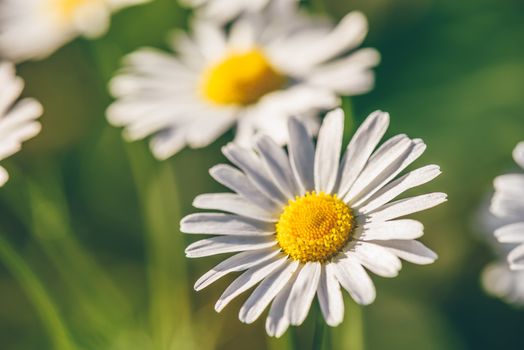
[276,192,354,263]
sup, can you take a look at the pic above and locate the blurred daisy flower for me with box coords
[490,142,524,270]
[107,5,380,160]
[0,0,152,62]
[0,62,43,186]
[181,108,445,337]
[180,0,286,23]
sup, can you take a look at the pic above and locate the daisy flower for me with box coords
[490,142,524,270]
[179,0,287,23]
[482,261,524,306]
[107,6,380,160]
[0,0,152,62]
[181,108,446,337]
[0,62,43,186]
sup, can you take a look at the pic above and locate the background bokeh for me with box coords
[1,0,524,349]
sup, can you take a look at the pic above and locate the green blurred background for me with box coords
[1,0,524,349]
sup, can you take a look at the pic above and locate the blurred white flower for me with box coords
[490,142,524,270]
[108,6,380,160]
[180,0,288,23]
[0,0,152,62]
[0,62,43,186]
[181,108,445,337]
[482,261,524,306]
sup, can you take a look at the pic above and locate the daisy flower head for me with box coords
[181,108,446,337]
[0,62,43,186]
[0,0,152,62]
[107,6,380,160]
[490,142,524,270]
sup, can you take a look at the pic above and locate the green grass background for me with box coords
[1,0,524,349]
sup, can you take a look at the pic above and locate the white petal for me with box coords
[368,193,448,222]
[359,219,424,241]
[333,256,375,305]
[181,213,274,236]
[352,242,402,277]
[149,127,187,160]
[215,256,288,312]
[209,164,281,214]
[239,260,299,324]
[490,192,524,219]
[185,236,276,258]
[193,193,276,222]
[286,262,321,325]
[222,143,287,205]
[298,11,369,69]
[0,166,8,187]
[194,248,281,291]
[314,108,344,194]
[508,244,524,270]
[513,142,524,169]
[266,273,296,338]
[317,263,344,327]
[255,135,298,198]
[358,165,441,213]
[337,111,390,198]
[493,174,524,196]
[288,117,315,194]
[350,139,427,206]
[495,223,524,243]
[344,134,412,203]
[371,240,438,265]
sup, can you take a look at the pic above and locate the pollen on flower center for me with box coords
[201,49,286,106]
[276,192,355,263]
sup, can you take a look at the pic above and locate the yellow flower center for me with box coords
[276,192,355,263]
[201,49,286,106]
[48,0,90,22]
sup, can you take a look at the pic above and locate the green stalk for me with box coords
[332,300,365,350]
[125,143,192,350]
[25,169,130,340]
[0,235,76,350]
[312,308,327,350]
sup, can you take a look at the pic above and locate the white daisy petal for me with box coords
[371,239,438,265]
[288,117,315,194]
[359,219,424,241]
[337,111,390,198]
[350,139,427,206]
[0,62,42,186]
[239,260,299,324]
[194,248,281,291]
[317,264,344,327]
[181,213,274,236]
[508,244,524,270]
[209,164,281,214]
[358,165,442,213]
[513,142,524,169]
[494,223,524,243]
[368,193,448,222]
[185,236,276,258]
[314,108,344,194]
[344,134,412,203]
[255,135,299,198]
[491,192,524,219]
[215,255,288,312]
[493,174,524,196]
[286,262,322,325]
[352,242,402,278]
[223,143,287,205]
[333,256,376,305]
[266,273,296,338]
[193,193,276,222]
